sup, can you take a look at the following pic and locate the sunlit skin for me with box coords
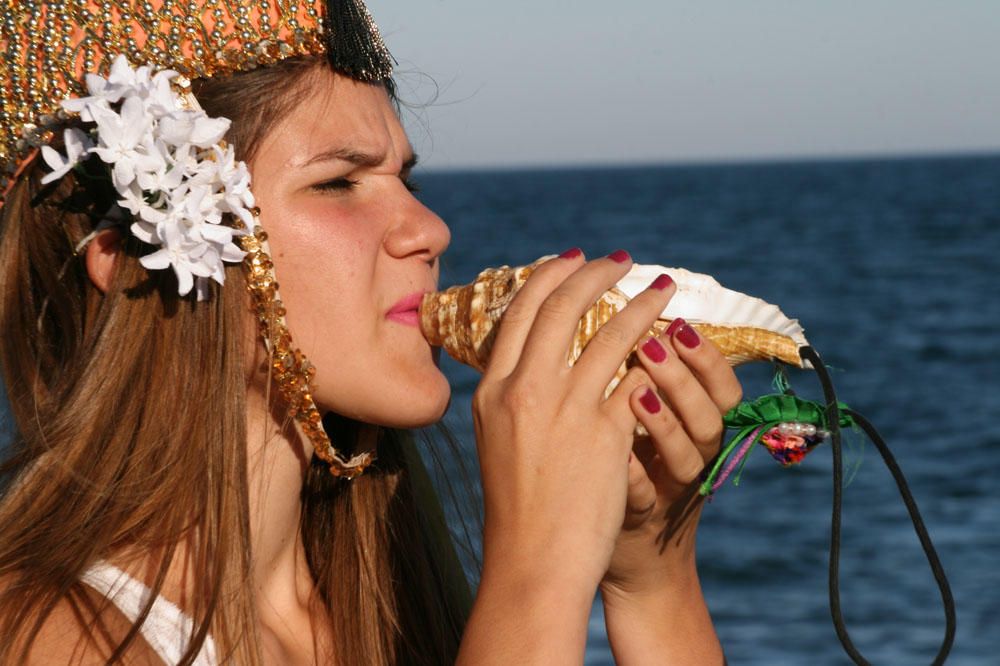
[79,66,731,665]
[248,67,452,430]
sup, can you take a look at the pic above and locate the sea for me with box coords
[416,154,999,666]
[2,154,998,664]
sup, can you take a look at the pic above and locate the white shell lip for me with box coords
[617,264,811,352]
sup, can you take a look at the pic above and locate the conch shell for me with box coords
[420,256,811,391]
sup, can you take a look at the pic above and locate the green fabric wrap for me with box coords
[699,394,857,496]
[722,394,855,430]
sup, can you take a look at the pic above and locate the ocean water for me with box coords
[1,155,997,664]
[417,155,1000,665]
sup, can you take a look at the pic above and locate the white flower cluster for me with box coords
[41,55,254,299]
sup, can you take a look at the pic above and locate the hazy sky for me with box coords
[372,1,1000,169]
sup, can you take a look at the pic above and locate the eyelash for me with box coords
[312,176,421,194]
[312,177,359,193]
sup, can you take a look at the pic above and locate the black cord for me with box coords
[799,346,956,666]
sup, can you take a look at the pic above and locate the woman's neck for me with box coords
[244,383,334,662]
[243,382,317,616]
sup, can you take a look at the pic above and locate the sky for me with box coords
[371,0,1000,170]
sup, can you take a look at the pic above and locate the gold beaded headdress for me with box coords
[0,0,393,201]
[0,0,395,478]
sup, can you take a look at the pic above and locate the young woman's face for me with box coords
[248,69,452,429]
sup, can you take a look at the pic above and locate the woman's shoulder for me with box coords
[0,573,164,666]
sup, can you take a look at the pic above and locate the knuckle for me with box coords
[537,290,576,321]
[499,296,535,326]
[621,366,652,391]
[591,321,630,351]
[471,383,494,412]
[703,419,724,444]
[722,383,744,411]
[675,457,706,485]
[500,377,541,412]
[655,411,682,439]
[669,368,698,394]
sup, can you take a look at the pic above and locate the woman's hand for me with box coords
[457,249,676,664]
[599,321,742,665]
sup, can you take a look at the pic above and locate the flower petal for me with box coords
[174,264,194,296]
[139,248,172,270]
[188,115,230,148]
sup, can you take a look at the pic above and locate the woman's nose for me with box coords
[384,192,451,264]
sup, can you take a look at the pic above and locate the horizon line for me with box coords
[417,147,1000,174]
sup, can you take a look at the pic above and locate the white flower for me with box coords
[120,182,163,230]
[45,56,253,298]
[142,69,182,118]
[210,145,255,226]
[62,56,136,120]
[40,128,93,184]
[140,225,213,297]
[135,139,185,193]
[159,111,230,148]
[90,97,158,189]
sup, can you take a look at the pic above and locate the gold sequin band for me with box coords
[240,210,375,479]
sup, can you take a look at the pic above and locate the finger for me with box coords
[623,452,658,530]
[602,365,651,433]
[516,250,634,377]
[635,333,725,461]
[570,271,677,400]
[667,318,744,413]
[484,249,584,379]
[630,385,706,488]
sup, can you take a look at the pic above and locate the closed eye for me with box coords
[312,177,359,193]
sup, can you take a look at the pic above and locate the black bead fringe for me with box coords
[324,0,395,82]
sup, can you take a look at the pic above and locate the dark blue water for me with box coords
[1,155,996,664]
[418,155,1000,665]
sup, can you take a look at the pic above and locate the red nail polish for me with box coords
[641,337,667,363]
[559,247,582,259]
[666,317,686,337]
[650,273,674,291]
[639,388,661,414]
[676,323,701,349]
[608,249,631,264]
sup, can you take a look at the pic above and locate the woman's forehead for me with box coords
[261,73,408,169]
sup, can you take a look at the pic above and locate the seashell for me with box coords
[420,256,811,396]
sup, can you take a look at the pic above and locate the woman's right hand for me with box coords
[458,248,675,664]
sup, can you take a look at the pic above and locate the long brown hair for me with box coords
[0,56,469,664]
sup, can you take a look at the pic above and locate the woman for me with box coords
[0,1,739,663]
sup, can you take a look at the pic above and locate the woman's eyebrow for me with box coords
[297,148,419,171]
[298,147,385,168]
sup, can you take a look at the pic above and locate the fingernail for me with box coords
[559,247,582,259]
[650,273,674,291]
[607,249,631,264]
[676,323,701,349]
[665,317,686,337]
[641,337,668,363]
[639,388,661,414]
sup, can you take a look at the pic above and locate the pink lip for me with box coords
[386,291,427,327]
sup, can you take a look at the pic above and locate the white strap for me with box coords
[80,561,218,666]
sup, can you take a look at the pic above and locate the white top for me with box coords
[80,561,218,666]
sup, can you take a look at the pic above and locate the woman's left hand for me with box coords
[601,320,743,602]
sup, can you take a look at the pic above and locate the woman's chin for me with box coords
[382,385,452,430]
[322,379,452,430]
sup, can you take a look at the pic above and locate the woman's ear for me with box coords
[84,228,122,294]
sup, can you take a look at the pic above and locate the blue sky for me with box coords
[373,1,1000,169]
